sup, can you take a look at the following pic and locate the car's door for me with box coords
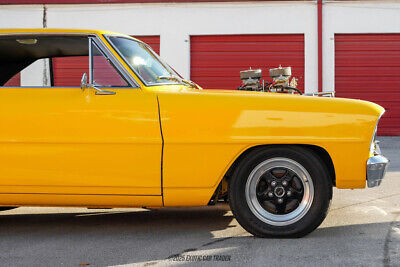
[0,36,162,199]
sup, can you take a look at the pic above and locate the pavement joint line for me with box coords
[331,192,400,211]
[383,214,400,267]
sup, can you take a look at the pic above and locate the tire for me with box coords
[229,146,332,238]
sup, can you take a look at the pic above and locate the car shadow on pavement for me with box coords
[0,205,235,266]
[157,219,400,267]
[0,205,399,266]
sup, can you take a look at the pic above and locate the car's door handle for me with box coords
[92,86,116,95]
[95,90,116,95]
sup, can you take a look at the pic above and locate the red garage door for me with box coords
[53,35,160,87]
[190,34,305,91]
[4,73,20,86]
[135,36,160,55]
[335,34,400,135]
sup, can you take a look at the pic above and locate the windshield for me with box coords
[108,36,181,85]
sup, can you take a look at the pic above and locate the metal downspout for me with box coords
[318,0,323,92]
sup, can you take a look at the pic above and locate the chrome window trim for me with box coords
[0,32,140,89]
[103,34,184,87]
[89,37,132,88]
[0,32,96,37]
[89,36,139,88]
[89,38,93,84]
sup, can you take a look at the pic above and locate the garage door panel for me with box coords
[381,129,400,135]
[192,53,304,61]
[335,82,400,90]
[191,43,304,53]
[337,43,400,51]
[191,34,304,91]
[337,93,400,100]
[197,35,303,42]
[336,34,400,42]
[192,78,236,89]
[53,56,88,87]
[192,57,304,67]
[336,67,400,77]
[192,52,304,59]
[335,33,400,135]
[134,36,160,54]
[336,58,400,67]
[4,73,20,86]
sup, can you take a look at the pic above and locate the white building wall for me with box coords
[323,1,400,92]
[0,5,46,85]
[0,5,43,27]
[1,1,400,93]
[45,2,318,92]
[0,2,318,92]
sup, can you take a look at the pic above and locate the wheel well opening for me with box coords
[223,144,336,187]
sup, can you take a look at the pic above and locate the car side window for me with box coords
[90,40,129,88]
[0,35,132,88]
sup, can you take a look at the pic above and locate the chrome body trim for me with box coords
[367,153,389,188]
[0,32,96,37]
[93,35,140,88]
[89,38,93,84]
[89,37,139,88]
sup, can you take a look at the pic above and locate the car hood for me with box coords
[149,85,384,118]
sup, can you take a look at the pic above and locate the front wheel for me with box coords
[229,146,332,237]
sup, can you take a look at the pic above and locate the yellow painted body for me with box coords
[0,29,384,208]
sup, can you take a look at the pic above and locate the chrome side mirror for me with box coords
[81,73,88,91]
[80,73,116,95]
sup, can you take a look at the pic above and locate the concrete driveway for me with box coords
[0,137,399,267]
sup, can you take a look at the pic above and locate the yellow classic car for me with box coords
[0,29,389,237]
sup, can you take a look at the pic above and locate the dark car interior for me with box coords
[0,35,88,86]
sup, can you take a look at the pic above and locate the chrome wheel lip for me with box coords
[245,157,314,226]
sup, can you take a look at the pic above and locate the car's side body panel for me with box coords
[0,87,163,206]
[0,28,385,209]
[157,89,383,206]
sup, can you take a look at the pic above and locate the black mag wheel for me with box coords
[246,158,314,226]
[229,146,332,238]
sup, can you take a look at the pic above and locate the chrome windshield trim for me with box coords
[103,34,184,87]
